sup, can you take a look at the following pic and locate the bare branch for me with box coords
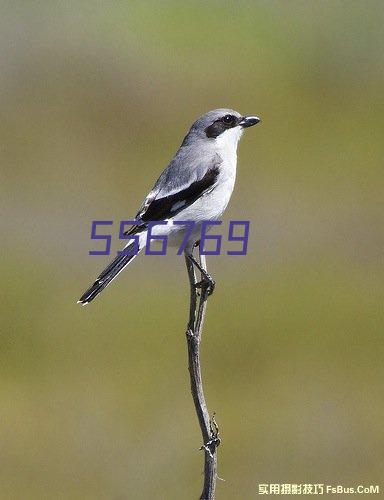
[185,250,220,500]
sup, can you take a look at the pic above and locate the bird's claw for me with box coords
[194,278,215,296]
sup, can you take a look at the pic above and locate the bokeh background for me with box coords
[1,1,383,498]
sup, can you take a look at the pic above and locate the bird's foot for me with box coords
[194,276,215,296]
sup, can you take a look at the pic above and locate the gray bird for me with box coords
[78,109,260,305]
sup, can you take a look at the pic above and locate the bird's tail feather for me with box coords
[78,239,142,305]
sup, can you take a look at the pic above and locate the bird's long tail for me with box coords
[78,238,143,305]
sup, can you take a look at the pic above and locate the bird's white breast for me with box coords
[171,127,241,228]
[153,126,243,249]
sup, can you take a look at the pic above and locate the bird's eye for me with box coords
[223,114,234,124]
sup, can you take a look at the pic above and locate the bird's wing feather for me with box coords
[126,149,221,235]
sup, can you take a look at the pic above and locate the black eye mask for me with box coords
[205,115,239,138]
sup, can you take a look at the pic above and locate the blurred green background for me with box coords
[1,1,383,498]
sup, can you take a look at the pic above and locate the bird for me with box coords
[78,108,260,305]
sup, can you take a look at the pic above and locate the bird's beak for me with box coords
[239,116,261,128]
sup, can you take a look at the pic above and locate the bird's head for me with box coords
[182,108,261,149]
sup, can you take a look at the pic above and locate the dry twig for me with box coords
[185,251,220,500]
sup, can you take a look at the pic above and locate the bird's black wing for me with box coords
[125,165,220,235]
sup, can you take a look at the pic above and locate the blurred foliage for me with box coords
[1,1,383,498]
